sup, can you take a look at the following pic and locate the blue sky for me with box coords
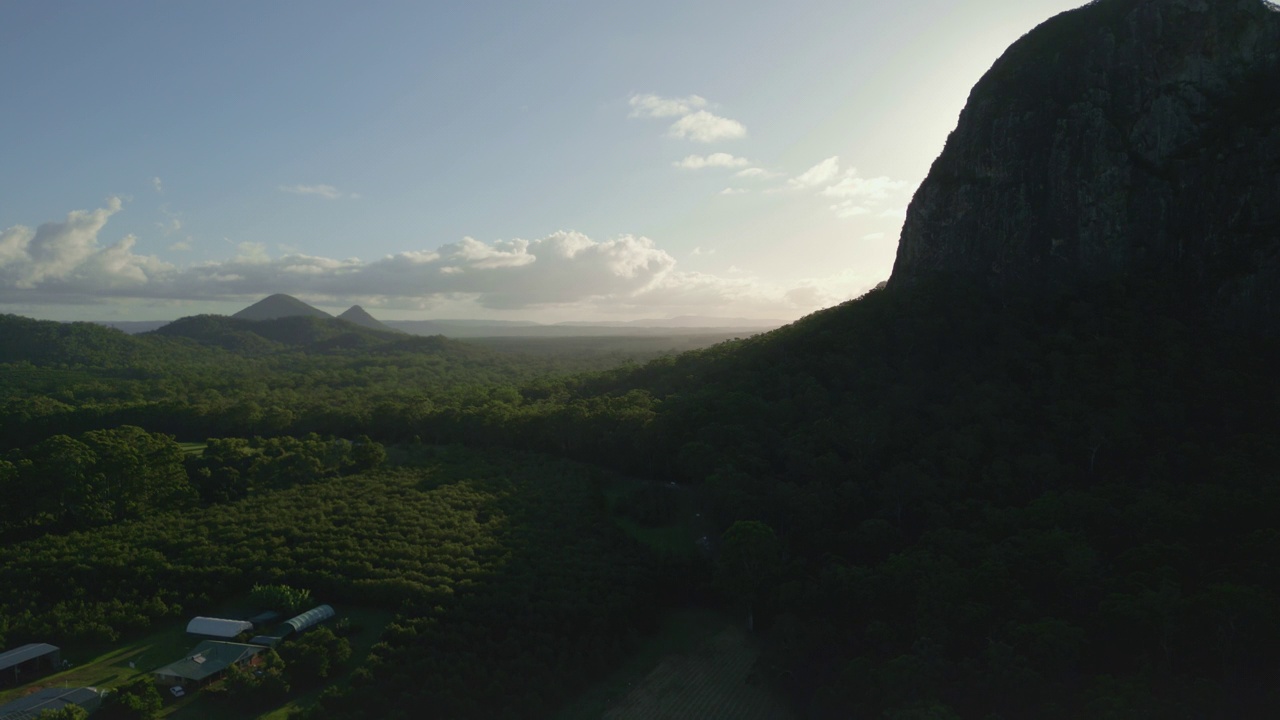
[0,0,1084,322]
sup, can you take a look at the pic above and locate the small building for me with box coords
[152,641,266,688]
[185,616,254,638]
[279,604,335,636]
[0,686,103,719]
[0,644,60,687]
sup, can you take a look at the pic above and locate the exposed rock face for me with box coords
[891,0,1280,326]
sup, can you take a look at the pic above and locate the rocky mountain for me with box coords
[338,305,394,332]
[891,0,1280,329]
[231,294,332,321]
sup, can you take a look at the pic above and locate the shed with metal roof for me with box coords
[280,604,335,636]
[186,616,254,638]
[0,644,59,686]
[152,641,265,688]
[0,686,103,719]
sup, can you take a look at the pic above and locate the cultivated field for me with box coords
[603,626,793,720]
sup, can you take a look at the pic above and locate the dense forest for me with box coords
[4,277,1280,718]
[5,0,1277,717]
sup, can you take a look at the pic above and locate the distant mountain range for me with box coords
[95,295,784,338]
[338,305,392,331]
[232,293,333,321]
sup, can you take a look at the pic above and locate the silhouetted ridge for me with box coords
[890,0,1280,331]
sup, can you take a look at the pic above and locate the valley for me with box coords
[3,0,1280,718]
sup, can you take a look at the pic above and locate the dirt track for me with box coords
[603,626,793,720]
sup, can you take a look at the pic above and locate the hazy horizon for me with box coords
[1,0,1085,324]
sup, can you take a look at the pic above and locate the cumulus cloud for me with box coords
[169,240,193,252]
[830,201,870,218]
[0,198,173,292]
[719,187,749,196]
[152,177,163,193]
[667,110,747,143]
[820,174,909,202]
[735,167,778,179]
[0,202,679,309]
[628,93,707,118]
[278,184,354,200]
[630,93,747,144]
[780,156,911,219]
[788,156,842,189]
[1,202,883,318]
[674,153,750,170]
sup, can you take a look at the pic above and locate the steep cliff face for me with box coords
[891,0,1280,325]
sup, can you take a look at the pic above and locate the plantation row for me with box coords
[0,448,690,718]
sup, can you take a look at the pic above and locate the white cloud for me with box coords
[628,93,708,118]
[629,93,747,148]
[735,167,778,179]
[0,198,173,292]
[278,184,352,200]
[1,202,889,319]
[862,232,886,241]
[169,239,193,252]
[234,242,271,264]
[674,153,750,170]
[719,187,748,196]
[830,201,870,218]
[821,174,909,202]
[788,156,841,189]
[667,110,747,143]
[152,177,163,193]
[776,157,911,219]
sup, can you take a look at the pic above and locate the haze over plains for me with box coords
[0,0,1084,323]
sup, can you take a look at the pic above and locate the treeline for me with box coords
[0,314,676,451]
[0,427,385,537]
[0,449,683,717]
[500,281,1280,718]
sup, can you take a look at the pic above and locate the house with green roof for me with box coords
[152,641,265,688]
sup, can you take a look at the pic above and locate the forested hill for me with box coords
[0,314,208,367]
[441,0,1280,714]
[511,274,1279,717]
[0,313,631,452]
[148,314,410,354]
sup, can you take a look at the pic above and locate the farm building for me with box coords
[0,686,103,719]
[280,604,335,636]
[152,641,266,688]
[0,644,59,687]
[186,616,254,638]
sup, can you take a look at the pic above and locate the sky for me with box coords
[0,0,1086,323]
